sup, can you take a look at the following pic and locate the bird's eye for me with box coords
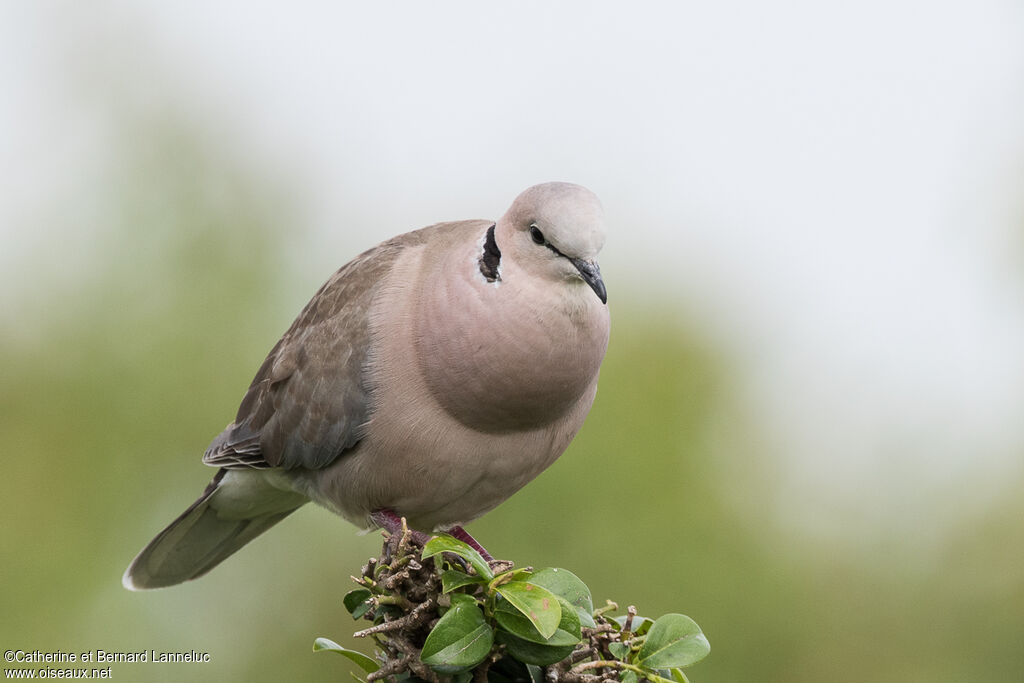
[529,226,545,245]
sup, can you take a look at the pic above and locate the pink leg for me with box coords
[447,525,494,562]
[370,509,432,546]
[370,510,494,562]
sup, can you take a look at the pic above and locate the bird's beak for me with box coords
[570,258,607,304]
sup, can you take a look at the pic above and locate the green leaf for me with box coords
[608,641,631,661]
[441,569,485,593]
[494,596,581,645]
[494,629,577,667]
[634,614,710,669]
[493,595,580,666]
[526,568,596,628]
[420,594,494,673]
[621,672,639,683]
[312,637,379,673]
[670,668,691,683]
[343,589,372,620]
[422,535,494,581]
[495,581,561,639]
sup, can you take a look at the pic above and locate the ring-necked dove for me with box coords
[123,182,610,590]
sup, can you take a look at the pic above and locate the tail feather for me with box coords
[123,469,306,590]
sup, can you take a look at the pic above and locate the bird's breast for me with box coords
[411,241,610,433]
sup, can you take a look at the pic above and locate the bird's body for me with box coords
[124,182,610,590]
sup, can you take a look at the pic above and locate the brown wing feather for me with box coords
[204,230,425,470]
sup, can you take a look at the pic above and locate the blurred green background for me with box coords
[3,2,1024,682]
[2,118,1023,681]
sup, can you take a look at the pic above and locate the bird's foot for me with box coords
[371,510,503,570]
[371,509,432,563]
[445,530,512,573]
[446,525,495,562]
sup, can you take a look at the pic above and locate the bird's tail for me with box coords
[122,469,307,590]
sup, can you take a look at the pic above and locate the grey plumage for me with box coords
[124,182,610,590]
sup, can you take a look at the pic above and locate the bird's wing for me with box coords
[203,230,425,471]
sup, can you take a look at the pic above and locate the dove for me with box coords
[123,181,610,590]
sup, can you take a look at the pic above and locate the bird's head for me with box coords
[497,182,608,304]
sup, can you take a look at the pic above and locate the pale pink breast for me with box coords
[413,241,609,432]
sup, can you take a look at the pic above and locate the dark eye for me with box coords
[529,226,545,245]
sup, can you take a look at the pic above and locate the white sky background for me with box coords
[3,1,1024,542]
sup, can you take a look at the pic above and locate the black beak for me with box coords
[569,257,608,304]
